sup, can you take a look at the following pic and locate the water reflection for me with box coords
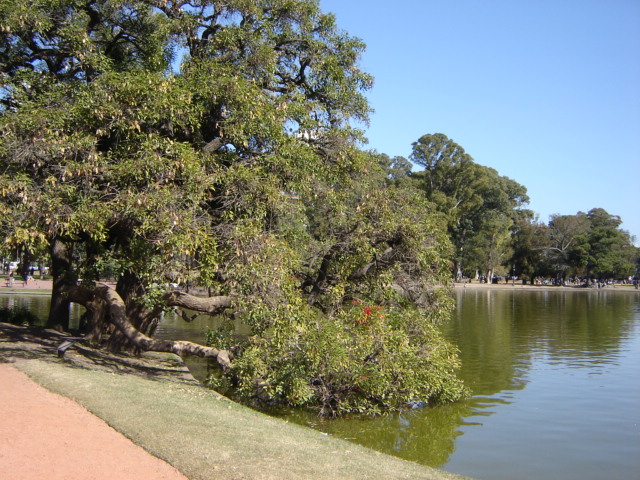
[307,400,473,467]
[441,289,640,479]
[0,295,84,328]
[449,289,637,386]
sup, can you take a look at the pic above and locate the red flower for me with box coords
[363,306,372,316]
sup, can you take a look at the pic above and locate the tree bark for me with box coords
[164,291,233,314]
[47,237,75,330]
[75,287,108,345]
[348,247,394,281]
[107,270,160,352]
[202,137,224,153]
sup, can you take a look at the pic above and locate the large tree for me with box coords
[409,133,529,282]
[545,212,591,282]
[0,0,465,414]
[584,208,636,280]
[509,213,552,284]
[511,208,638,284]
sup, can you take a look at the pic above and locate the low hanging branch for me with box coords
[64,284,233,369]
[164,290,233,315]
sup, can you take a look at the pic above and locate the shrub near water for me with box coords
[209,296,467,416]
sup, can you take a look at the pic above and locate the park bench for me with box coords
[56,340,76,358]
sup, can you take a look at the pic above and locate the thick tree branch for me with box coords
[164,290,233,315]
[64,284,233,369]
[348,246,395,281]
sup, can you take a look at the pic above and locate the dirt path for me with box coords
[0,363,188,480]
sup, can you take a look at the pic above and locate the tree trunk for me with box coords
[486,268,494,284]
[107,270,158,352]
[65,284,233,369]
[47,237,75,330]
[455,262,463,282]
[37,259,47,279]
[78,295,108,345]
[19,249,33,282]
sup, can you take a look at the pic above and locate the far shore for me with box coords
[2,278,639,296]
[454,281,639,292]
[0,278,116,295]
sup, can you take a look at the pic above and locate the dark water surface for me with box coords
[3,288,639,480]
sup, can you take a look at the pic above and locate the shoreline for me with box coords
[1,277,53,296]
[3,279,638,295]
[453,281,639,293]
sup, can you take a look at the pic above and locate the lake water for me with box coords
[437,289,640,480]
[3,288,639,480]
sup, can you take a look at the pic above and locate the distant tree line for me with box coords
[376,133,639,285]
[511,208,638,285]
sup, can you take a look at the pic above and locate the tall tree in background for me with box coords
[584,208,636,280]
[546,212,591,282]
[461,166,529,282]
[410,134,481,279]
[0,0,465,414]
[410,133,528,282]
[509,213,551,284]
[376,152,413,186]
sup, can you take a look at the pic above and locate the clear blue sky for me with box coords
[320,0,640,242]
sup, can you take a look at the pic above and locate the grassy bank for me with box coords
[1,324,468,480]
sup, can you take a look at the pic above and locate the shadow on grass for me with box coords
[0,322,199,386]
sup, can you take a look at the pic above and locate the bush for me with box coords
[208,299,468,416]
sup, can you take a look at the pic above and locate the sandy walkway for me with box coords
[0,363,188,480]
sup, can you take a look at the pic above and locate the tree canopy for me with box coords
[1,0,466,415]
[409,133,529,282]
